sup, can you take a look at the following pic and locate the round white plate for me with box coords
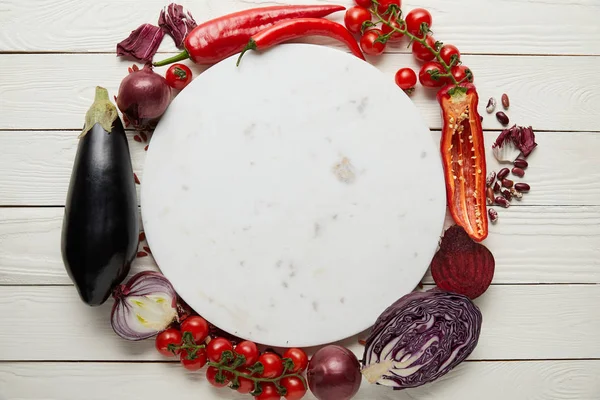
[142,44,445,347]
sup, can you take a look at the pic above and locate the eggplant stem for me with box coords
[80,86,119,138]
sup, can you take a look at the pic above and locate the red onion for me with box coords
[307,345,361,400]
[111,271,178,341]
[116,64,172,130]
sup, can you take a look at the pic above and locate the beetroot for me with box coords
[430,225,495,299]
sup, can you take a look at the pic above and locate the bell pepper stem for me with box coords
[153,50,190,67]
[236,40,258,67]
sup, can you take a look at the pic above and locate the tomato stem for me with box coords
[371,7,460,85]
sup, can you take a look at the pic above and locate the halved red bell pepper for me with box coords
[437,83,488,242]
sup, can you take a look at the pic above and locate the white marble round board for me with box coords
[141,44,446,347]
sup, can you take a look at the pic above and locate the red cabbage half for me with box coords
[361,289,482,389]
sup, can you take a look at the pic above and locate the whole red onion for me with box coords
[307,345,361,400]
[116,64,172,130]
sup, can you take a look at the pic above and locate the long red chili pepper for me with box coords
[153,5,346,66]
[236,18,365,65]
[437,83,488,242]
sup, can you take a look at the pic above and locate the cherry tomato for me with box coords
[394,68,417,91]
[451,65,474,83]
[360,29,386,56]
[180,316,209,344]
[283,348,309,373]
[419,61,445,88]
[155,328,182,357]
[258,353,284,378]
[206,366,232,387]
[281,376,307,400]
[255,382,280,400]
[405,8,433,37]
[440,44,461,67]
[412,35,436,62]
[179,348,207,371]
[207,337,234,363]
[344,6,371,34]
[165,63,192,91]
[355,0,373,7]
[235,340,259,366]
[377,0,401,14]
[381,19,404,42]
[236,369,255,394]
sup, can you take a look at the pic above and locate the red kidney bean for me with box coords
[486,171,496,187]
[486,97,496,114]
[501,93,510,109]
[488,208,498,223]
[512,167,525,177]
[513,158,528,169]
[486,187,495,205]
[510,188,523,200]
[495,196,510,208]
[501,189,513,201]
[497,168,510,180]
[496,111,509,126]
[493,181,501,193]
[515,183,530,192]
[502,178,514,188]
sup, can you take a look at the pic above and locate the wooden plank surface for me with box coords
[0,285,598,361]
[1,53,599,132]
[1,360,599,400]
[0,0,599,55]
[1,206,599,285]
[2,130,600,206]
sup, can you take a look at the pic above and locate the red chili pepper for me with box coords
[437,83,488,242]
[236,18,365,65]
[153,5,346,66]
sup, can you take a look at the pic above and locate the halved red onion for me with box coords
[111,271,178,341]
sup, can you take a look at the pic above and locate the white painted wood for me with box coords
[1,206,599,285]
[0,285,598,361]
[0,0,599,55]
[1,360,599,400]
[1,54,599,131]
[2,130,599,206]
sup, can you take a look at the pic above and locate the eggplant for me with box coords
[61,87,139,306]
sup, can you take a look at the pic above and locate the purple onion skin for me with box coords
[307,345,362,400]
[116,64,172,130]
[362,289,482,389]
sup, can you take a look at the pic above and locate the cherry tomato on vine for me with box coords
[394,68,417,91]
[381,19,404,41]
[360,29,386,56]
[258,353,284,378]
[344,6,372,34]
[419,61,445,88]
[439,44,461,67]
[235,340,259,366]
[179,348,207,371]
[451,65,474,83]
[405,8,433,37]
[207,337,234,362]
[165,63,192,91]
[180,316,209,344]
[283,348,309,373]
[206,366,232,387]
[155,328,182,357]
[236,368,255,394]
[355,0,373,7]
[255,382,280,400]
[377,0,401,14]
[412,35,436,62]
[281,376,307,400]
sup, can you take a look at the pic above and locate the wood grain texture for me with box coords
[0,0,599,55]
[1,361,599,400]
[1,206,599,285]
[2,130,600,206]
[0,54,598,131]
[0,285,598,361]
